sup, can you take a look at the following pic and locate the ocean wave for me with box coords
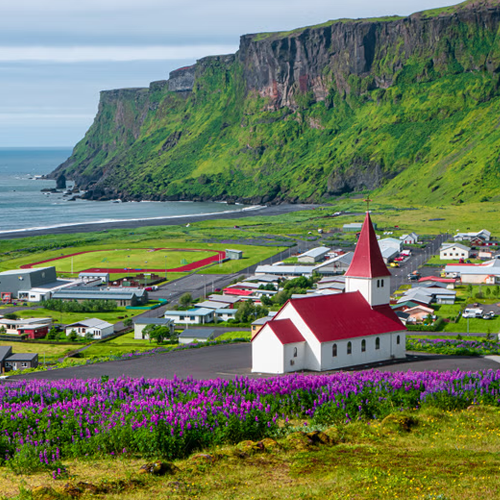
[0,205,264,235]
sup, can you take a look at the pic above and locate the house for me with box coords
[196,300,231,310]
[51,287,148,306]
[207,294,241,306]
[454,229,491,242]
[65,318,114,339]
[297,247,330,264]
[226,249,243,260]
[223,288,254,297]
[402,286,456,305]
[79,272,109,283]
[418,276,457,289]
[440,243,471,260]
[0,346,12,373]
[313,253,353,275]
[254,265,316,277]
[252,213,406,374]
[0,317,52,337]
[4,353,38,371]
[178,328,216,344]
[215,309,238,322]
[243,274,280,285]
[404,305,435,323]
[391,301,422,312]
[379,238,403,252]
[133,318,175,340]
[444,258,500,284]
[400,233,419,245]
[164,308,214,325]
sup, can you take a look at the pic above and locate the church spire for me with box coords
[345,212,390,279]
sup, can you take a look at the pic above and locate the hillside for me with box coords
[52,0,500,205]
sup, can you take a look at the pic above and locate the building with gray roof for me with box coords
[179,328,216,344]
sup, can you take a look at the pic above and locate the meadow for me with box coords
[2,370,500,499]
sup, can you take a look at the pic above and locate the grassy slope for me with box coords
[3,405,500,499]
[58,0,500,205]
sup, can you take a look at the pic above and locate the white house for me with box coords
[79,272,109,283]
[400,233,419,245]
[164,308,214,325]
[454,230,491,242]
[252,213,406,374]
[65,318,114,339]
[440,243,471,260]
[444,258,500,284]
[133,318,175,340]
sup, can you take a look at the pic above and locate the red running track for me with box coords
[20,248,226,273]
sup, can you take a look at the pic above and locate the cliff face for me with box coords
[53,0,500,205]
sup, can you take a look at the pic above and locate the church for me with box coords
[251,213,407,374]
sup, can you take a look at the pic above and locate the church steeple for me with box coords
[344,212,391,307]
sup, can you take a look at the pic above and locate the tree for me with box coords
[179,293,193,308]
[143,324,171,344]
[486,287,492,297]
[260,295,273,307]
[235,301,268,323]
[85,331,94,341]
[46,327,58,340]
[68,329,78,342]
[466,284,473,297]
[0,326,5,335]
[493,285,500,298]
[3,313,17,320]
[123,318,133,328]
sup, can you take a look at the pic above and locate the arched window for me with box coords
[375,337,380,350]
[381,279,384,288]
[332,344,337,357]
[377,279,380,288]
[361,339,366,352]
[397,335,400,345]
[293,347,298,358]
[347,341,352,355]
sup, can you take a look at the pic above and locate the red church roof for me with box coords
[287,292,404,342]
[267,319,305,344]
[344,212,390,278]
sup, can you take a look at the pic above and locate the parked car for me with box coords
[463,308,483,318]
[390,262,400,268]
[408,273,420,281]
[483,312,495,320]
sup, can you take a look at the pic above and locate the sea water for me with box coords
[0,148,255,234]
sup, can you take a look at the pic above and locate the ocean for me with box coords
[0,148,254,234]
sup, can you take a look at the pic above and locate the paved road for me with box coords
[3,344,499,383]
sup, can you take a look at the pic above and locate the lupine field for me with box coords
[1,370,500,476]
[407,338,500,356]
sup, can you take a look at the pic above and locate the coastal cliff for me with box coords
[53,0,500,204]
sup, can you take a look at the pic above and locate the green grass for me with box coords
[216,331,251,340]
[13,307,142,325]
[4,405,500,499]
[443,315,500,333]
[0,341,73,363]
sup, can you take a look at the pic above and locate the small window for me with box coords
[375,337,380,350]
[377,279,380,288]
[180,316,185,320]
[347,341,352,355]
[397,335,400,345]
[293,347,298,358]
[332,344,337,357]
[21,362,28,368]
[361,339,366,352]
[381,279,384,288]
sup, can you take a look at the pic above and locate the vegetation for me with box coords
[407,337,500,355]
[43,299,117,313]
[234,301,268,323]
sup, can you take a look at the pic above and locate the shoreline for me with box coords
[0,203,322,240]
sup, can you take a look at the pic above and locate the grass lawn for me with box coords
[426,255,483,265]
[0,341,73,363]
[443,315,500,334]
[217,331,251,340]
[3,405,500,499]
[14,307,142,325]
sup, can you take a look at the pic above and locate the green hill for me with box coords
[53,0,500,205]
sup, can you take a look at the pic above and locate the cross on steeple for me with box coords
[363,195,372,212]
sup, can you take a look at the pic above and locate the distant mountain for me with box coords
[52,0,500,205]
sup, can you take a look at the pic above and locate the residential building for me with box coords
[215,309,238,322]
[0,317,52,337]
[196,300,231,310]
[51,287,148,306]
[297,247,330,264]
[454,230,491,242]
[252,213,406,374]
[254,265,317,277]
[404,305,435,323]
[444,258,500,284]
[400,233,419,245]
[65,318,114,339]
[4,353,38,371]
[164,308,214,325]
[251,313,277,338]
[179,328,216,344]
[440,243,471,260]
[133,318,175,340]
[0,346,13,373]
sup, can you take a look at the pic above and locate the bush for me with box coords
[43,299,117,313]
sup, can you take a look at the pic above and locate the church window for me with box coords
[332,344,337,357]
[377,279,380,288]
[361,339,366,352]
[347,342,352,355]
[375,337,380,350]
[293,347,298,358]
[397,335,400,345]
[381,279,384,287]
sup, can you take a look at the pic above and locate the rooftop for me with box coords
[179,328,216,339]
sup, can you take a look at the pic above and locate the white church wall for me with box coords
[345,276,391,307]
[275,304,322,371]
[391,331,406,358]
[283,342,306,372]
[251,326,284,373]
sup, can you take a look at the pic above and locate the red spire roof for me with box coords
[344,212,391,278]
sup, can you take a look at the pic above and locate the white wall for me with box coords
[252,325,284,373]
[164,312,214,325]
[440,247,469,259]
[345,276,391,307]
[283,342,306,372]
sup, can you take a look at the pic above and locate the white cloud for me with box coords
[0,45,238,63]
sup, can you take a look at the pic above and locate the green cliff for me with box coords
[53,0,500,205]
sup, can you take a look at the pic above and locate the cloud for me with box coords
[0,45,239,63]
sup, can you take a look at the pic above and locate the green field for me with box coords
[0,341,73,364]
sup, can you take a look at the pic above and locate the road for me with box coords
[390,233,449,293]
[3,343,499,383]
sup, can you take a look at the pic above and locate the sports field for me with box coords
[21,247,224,274]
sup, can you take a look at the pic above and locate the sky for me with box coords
[2,0,459,148]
